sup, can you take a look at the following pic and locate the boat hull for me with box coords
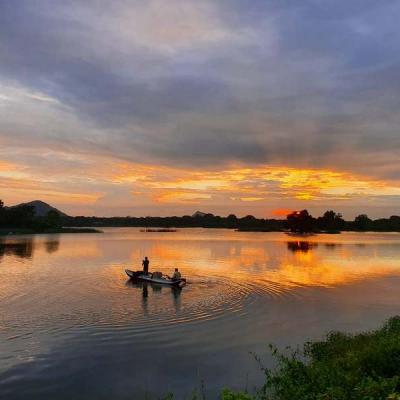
[125,269,186,287]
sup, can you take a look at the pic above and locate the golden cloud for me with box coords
[2,149,400,215]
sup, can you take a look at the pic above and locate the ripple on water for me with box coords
[0,261,304,362]
[9,273,295,330]
[2,230,400,400]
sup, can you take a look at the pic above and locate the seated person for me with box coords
[172,268,181,280]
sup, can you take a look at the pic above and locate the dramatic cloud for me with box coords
[0,1,399,216]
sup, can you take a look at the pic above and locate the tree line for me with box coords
[286,209,400,233]
[1,199,400,233]
[64,209,400,233]
[0,200,62,233]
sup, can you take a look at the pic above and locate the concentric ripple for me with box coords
[2,229,400,399]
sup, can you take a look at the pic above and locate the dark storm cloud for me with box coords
[0,1,232,125]
[0,0,400,178]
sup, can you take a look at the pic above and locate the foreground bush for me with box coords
[164,317,400,399]
[255,316,400,399]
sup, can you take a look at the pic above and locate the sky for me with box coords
[1,0,400,218]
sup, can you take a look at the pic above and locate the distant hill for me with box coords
[192,211,207,218]
[14,200,68,217]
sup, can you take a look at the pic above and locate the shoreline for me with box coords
[0,227,102,236]
[2,226,400,236]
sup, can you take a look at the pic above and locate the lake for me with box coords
[1,228,400,399]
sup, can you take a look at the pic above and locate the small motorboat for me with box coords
[125,269,186,288]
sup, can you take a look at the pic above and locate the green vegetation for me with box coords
[0,200,101,234]
[64,209,400,233]
[164,317,400,399]
[252,316,400,399]
[285,210,400,233]
[3,198,400,233]
[286,209,345,233]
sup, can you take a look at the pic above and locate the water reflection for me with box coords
[0,238,34,259]
[126,278,183,314]
[287,241,317,253]
[1,229,400,399]
[0,236,60,261]
[287,241,342,254]
[324,243,341,250]
[45,237,60,254]
[119,233,400,290]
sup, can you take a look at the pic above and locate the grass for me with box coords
[164,317,400,399]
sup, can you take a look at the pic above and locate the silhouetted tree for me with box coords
[242,215,255,222]
[222,214,236,228]
[46,210,62,228]
[4,205,35,228]
[57,207,400,233]
[287,210,315,233]
[354,214,372,231]
[317,210,345,231]
[389,216,400,231]
[238,215,260,229]
[0,199,4,225]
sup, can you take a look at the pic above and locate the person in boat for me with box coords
[171,268,181,281]
[142,256,150,275]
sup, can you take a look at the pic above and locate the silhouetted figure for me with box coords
[142,256,149,274]
[172,268,181,280]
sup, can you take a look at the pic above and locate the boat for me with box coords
[125,269,186,288]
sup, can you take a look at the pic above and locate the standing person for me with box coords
[142,256,150,275]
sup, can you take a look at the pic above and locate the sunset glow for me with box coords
[2,3,400,397]
[1,1,399,217]
[1,151,400,217]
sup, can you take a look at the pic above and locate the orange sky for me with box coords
[1,2,400,218]
[1,149,400,217]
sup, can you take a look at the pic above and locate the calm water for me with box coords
[1,228,400,399]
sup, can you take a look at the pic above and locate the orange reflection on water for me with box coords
[2,231,400,297]
[53,241,102,259]
[262,241,399,288]
[138,233,400,290]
